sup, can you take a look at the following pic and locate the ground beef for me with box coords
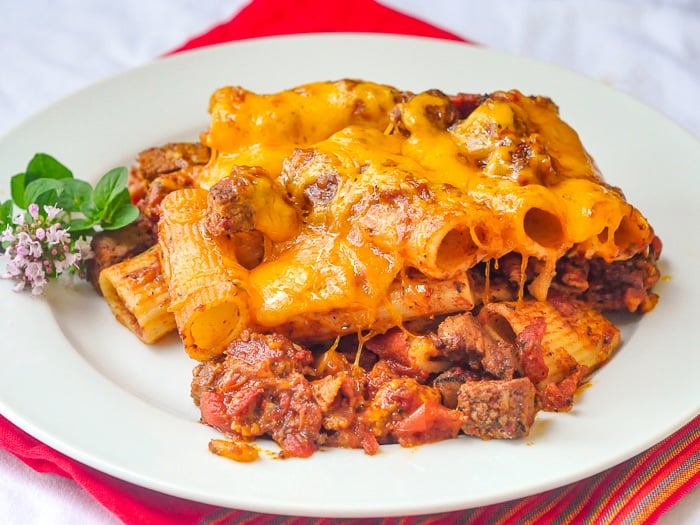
[553,236,662,313]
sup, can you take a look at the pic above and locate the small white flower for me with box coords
[1,225,15,242]
[17,231,31,244]
[52,259,66,274]
[24,261,45,281]
[1,203,91,295]
[28,203,40,220]
[4,258,22,277]
[44,205,62,221]
[45,223,68,245]
[74,236,94,260]
[28,240,43,258]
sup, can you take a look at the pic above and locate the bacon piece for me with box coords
[364,329,435,381]
[311,372,361,432]
[364,359,401,399]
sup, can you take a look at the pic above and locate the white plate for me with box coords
[0,34,698,518]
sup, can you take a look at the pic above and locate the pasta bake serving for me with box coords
[88,80,661,460]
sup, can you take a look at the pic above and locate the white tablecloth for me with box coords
[0,1,698,523]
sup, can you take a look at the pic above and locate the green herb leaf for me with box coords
[11,173,27,208]
[25,153,73,181]
[92,167,128,211]
[10,154,73,209]
[101,187,130,220]
[102,203,140,230]
[0,199,14,229]
[101,187,136,228]
[67,216,97,235]
[7,154,137,237]
[56,179,93,213]
[24,178,64,208]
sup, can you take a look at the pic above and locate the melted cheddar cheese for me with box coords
[199,80,405,189]
[161,80,657,355]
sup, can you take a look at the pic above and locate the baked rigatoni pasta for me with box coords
[157,187,250,361]
[98,245,175,344]
[92,79,661,459]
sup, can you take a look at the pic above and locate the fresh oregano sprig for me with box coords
[1,153,139,294]
[5,153,139,234]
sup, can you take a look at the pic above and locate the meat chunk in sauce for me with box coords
[192,330,323,458]
[129,142,210,187]
[433,366,482,409]
[363,376,462,447]
[433,312,521,379]
[457,377,537,439]
[202,166,262,237]
[189,299,626,458]
[86,214,155,293]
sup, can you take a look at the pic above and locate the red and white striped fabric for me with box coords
[1,1,698,524]
[1,413,698,524]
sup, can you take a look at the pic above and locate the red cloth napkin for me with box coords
[2,413,698,524]
[1,0,698,524]
[169,0,465,53]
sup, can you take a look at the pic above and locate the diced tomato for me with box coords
[199,391,230,432]
[392,400,461,446]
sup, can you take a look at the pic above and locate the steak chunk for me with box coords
[457,377,537,439]
[130,142,210,182]
[432,366,481,409]
[434,312,520,379]
[202,167,262,236]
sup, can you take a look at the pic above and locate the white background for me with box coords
[0,1,698,523]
